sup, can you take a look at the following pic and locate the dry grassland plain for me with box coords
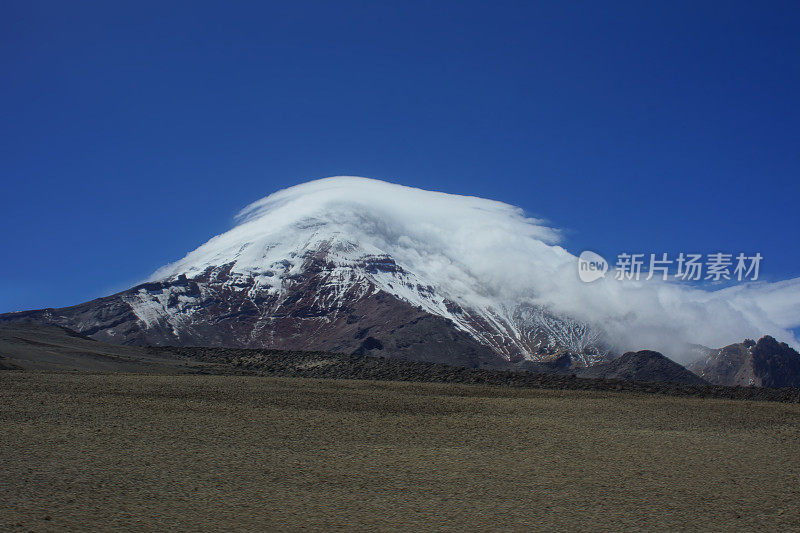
[1,372,799,531]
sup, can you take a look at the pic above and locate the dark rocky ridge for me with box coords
[4,324,798,403]
[157,345,799,403]
[581,350,707,385]
[690,336,800,388]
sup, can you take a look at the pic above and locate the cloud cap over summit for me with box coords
[152,176,800,360]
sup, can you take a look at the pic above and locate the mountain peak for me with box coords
[3,177,799,368]
[689,335,800,388]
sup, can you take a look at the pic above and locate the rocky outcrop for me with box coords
[690,336,800,388]
[580,350,707,385]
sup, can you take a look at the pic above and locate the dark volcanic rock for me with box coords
[0,264,504,369]
[691,336,800,388]
[518,353,574,374]
[689,335,800,388]
[2,324,799,403]
[0,248,607,368]
[158,345,799,403]
[580,350,707,385]
[751,336,800,388]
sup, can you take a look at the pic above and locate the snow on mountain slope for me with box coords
[127,231,599,362]
[141,177,606,362]
[4,176,798,365]
[140,176,799,362]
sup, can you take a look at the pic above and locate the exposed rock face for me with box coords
[689,341,755,386]
[750,337,800,388]
[690,336,800,388]
[0,264,505,369]
[580,350,707,385]
[0,234,610,369]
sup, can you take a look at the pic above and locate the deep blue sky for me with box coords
[2,1,799,312]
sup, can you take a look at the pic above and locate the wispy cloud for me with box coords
[153,176,800,360]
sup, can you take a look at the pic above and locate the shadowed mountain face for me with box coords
[690,336,800,388]
[581,350,708,385]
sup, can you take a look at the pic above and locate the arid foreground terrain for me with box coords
[1,371,799,531]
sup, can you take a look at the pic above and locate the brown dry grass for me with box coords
[1,371,799,531]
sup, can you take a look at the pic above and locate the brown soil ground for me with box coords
[1,372,799,531]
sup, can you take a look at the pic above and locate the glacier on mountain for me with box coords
[141,176,800,362]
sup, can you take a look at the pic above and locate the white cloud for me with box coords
[153,176,800,360]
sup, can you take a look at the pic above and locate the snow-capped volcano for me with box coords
[151,175,571,311]
[133,176,607,363]
[4,176,799,366]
